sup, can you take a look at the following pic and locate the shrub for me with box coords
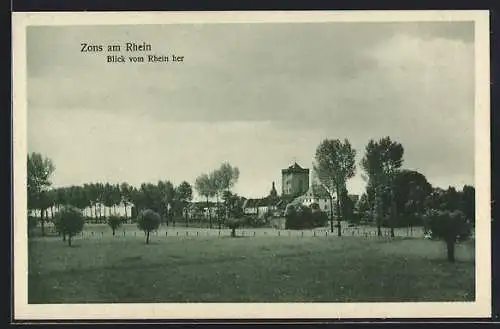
[54,206,85,247]
[285,204,327,230]
[136,209,161,244]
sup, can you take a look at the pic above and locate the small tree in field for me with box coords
[226,218,245,237]
[107,215,122,236]
[423,209,471,262]
[137,209,161,244]
[54,205,85,247]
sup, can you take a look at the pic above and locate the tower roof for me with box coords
[282,162,309,174]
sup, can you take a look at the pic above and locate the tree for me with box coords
[195,173,216,228]
[28,215,37,237]
[157,180,175,225]
[423,209,471,262]
[392,170,432,227]
[136,209,161,244]
[211,163,240,229]
[313,139,356,236]
[120,182,132,221]
[107,215,122,236]
[54,205,85,247]
[176,181,193,227]
[102,183,115,217]
[361,137,404,237]
[223,191,245,219]
[460,185,475,225]
[27,152,55,236]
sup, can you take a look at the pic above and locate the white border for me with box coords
[12,10,491,320]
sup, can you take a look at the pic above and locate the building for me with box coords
[242,182,282,218]
[299,185,334,214]
[281,162,310,197]
[242,197,282,218]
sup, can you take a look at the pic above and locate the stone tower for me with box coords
[281,162,310,197]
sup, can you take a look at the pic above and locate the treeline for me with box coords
[27,152,243,236]
[312,136,475,238]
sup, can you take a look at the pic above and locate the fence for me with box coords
[70,226,425,241]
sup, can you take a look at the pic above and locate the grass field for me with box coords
[28,225,475,303]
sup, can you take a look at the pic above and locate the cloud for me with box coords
[27,22,475,197]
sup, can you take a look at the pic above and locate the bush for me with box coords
[136,209,161,244]
[285,204,327,230]
[244,215,269,228]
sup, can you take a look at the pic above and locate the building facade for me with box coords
[281,162,310,197]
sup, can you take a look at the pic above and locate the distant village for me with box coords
[40,161,359,222]
[188,162,359,221]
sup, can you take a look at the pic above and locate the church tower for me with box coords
[269,181,278,198]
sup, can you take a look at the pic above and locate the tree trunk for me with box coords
[112,228,116,236]
[40,209,45,237]
[146,231,150,244]
[330,194,334,233]
[124,204,128,221]
[207,197,212,229]
[375,188,382,236]
[50,206,54,220]
[62,232,66,241]
[390,188,396,238]
[336,187,342,237]
[217,195,221,231]
[68,234,72,247]
[231,227,236,237]
[446,239,455,262]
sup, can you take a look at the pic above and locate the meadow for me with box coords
[28,224,475,303]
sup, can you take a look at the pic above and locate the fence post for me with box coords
[314,231,316,237]
[197,231,199,237]
[166,231,168,237]
[177,231,179,236]
[278,231,280,237]
[301,231,304,237]
[254,231,256,237]
[326,231,328,237]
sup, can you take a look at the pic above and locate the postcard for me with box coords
[12,10,491,320]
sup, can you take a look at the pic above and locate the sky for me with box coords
[27,21,475,199]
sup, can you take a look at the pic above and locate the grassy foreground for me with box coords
[28,233,475,303]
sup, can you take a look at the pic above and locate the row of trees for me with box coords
[312,137,474,235]
[27,152,246,236]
